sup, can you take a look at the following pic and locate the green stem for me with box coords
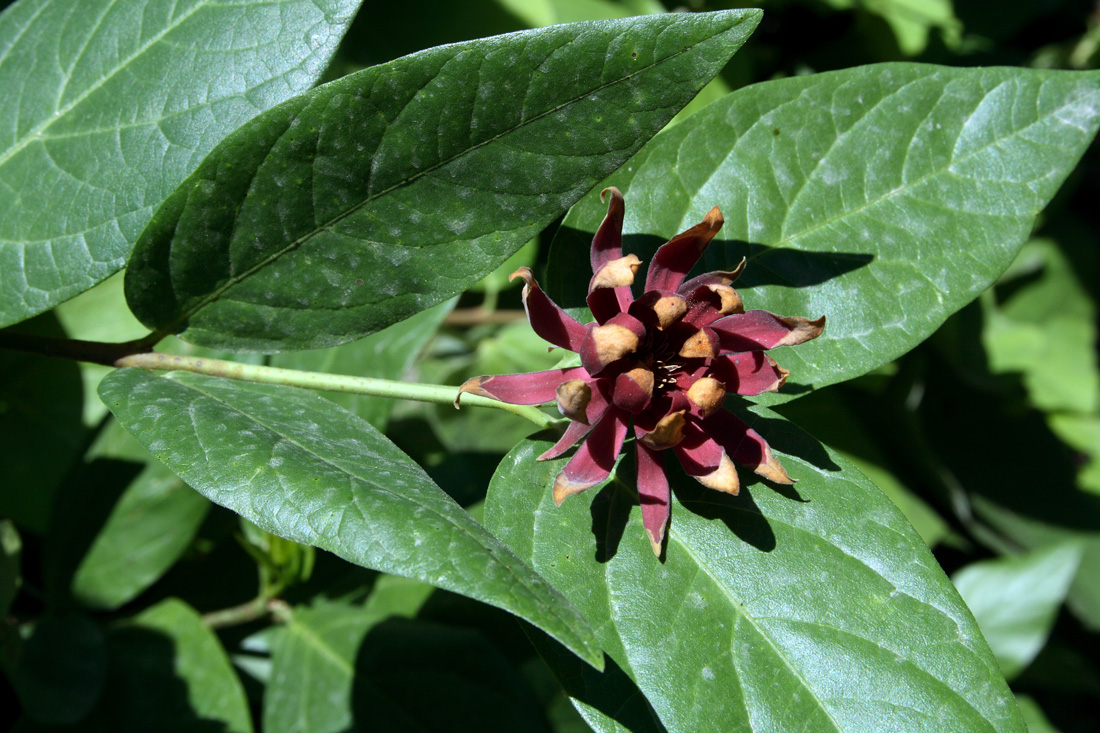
[114,352,558,429]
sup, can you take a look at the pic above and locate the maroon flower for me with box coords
[457,188,825,555]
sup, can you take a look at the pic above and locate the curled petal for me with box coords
[591,187,625,273]
[636,443,670,556]
[637,410,686,450]
[673,421,739,495]
[645,206,724,292]
[539,386,610,461]
[587,285,634,325]
[682,284,743,328]
[630,290,688,331]
[711,352,789,396]
[678,326,719,360]
[590,254,641,291]
[678,258,746,294]
[579,312,645,376]
[686,377,726,418]
[710,311,826,352]
[552,409,629,505]
[455,366,588,407]
[705,410,794,484]
[510,267,588,352]
[612,366,654,415]
[555,379,592,423]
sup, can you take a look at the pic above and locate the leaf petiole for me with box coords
[113,352,560,428]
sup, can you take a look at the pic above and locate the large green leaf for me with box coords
[97,367,603,668]
[264,602,545,732]
[0,0,363,328]
[123,10,761,351]
[93,598,252,732]
[550,65,1100,398]
[485,408,1024,732]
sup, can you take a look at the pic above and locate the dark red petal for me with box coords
[677,259,746,295]
[579,312,646,376]
[644,206,724,293]
[510,267,587,352]
[636,443,670,556]
[705,410,793,484]
[539,384,611,460]
[681,283,743,328]
[456,366,588,406]
[552,408,629,505]
[587,284,634,325]
[591,187,625,274]
[629,289,688,331]
[711,352,789,396]
[709,311,826,352]
[673,419,739,494]
[612,367,654,415]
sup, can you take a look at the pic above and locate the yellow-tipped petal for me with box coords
[686,377,726,418]
[639,411,686,450]
[695,453,740,495]
[590,254,642,290]
[555,379,592,424]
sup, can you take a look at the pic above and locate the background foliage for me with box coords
[2,0,1100,731]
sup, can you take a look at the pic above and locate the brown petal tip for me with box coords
[555,379,592,424]
[756,454,794,484]
[776,315,826,347]
[696,453,740,495]
[701,206,724,233]
[639,411,686,450]
[707,284,743,315]
[590,323,640,367]
[679,328,717,359]
[646,528,665,557]
[686,377,726,418]
[636,291,688,330]
[455,377,491,408]
[552,472,599,506]
[590,254,642,290]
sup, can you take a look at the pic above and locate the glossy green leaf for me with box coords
[95,598,252,732]
[71,422,209,610]
[270,299,454,431]
[124,10,762,351]
[485,408,1024,732]
[264,602,545,732]
[550,65,1100,399]
[952,543,1082,680]
[97,367,602,668]
[0,0,364,328]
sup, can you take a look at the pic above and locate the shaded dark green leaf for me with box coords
[0,520,19,617]
[265,603,546,733]
[485,409,1024,732]
[98,367,602,668]
[124,11,761,351]
[12,615,106,726]
[95,598,252,732]
[0,0,364,327]
[550,65,1100,398]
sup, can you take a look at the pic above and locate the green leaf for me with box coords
[952,543,1082,680]
[0,0,364,328]
[98,367,603,668]
[270,299,454,431]
[983,239,1099,414]
[550,65,1100,399]
[0,520,19,617]
[264,602,546,732]
[124,10,762,351]
[95,598,252,732]
[70,421,210,611]
[12,615,106,726]
[485,408,1025,732]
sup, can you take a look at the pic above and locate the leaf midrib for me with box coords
[158,12,753,335]
[0,0,208,170]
